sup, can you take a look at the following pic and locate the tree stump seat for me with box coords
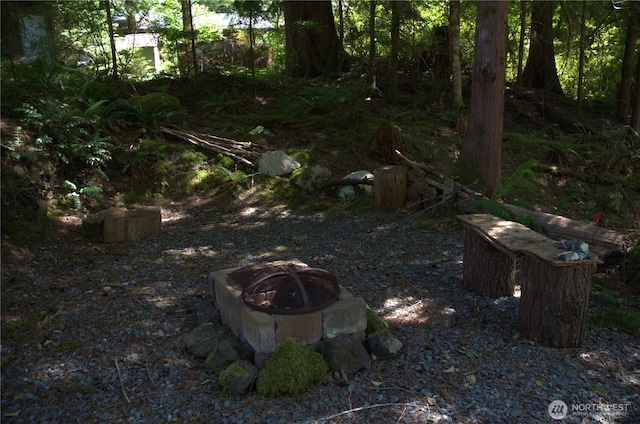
[457,214,601,348]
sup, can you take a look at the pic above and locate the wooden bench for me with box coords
[457,214,601,348]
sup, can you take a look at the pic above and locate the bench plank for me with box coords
[457,214,600,266]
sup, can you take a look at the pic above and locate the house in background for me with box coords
[1,1,56,63]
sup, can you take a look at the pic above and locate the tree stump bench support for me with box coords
[457,214,601,348]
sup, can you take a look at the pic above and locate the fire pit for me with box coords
[229,264,340,315]
[208,260,367,356]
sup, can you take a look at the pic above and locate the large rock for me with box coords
[185,322,225,359]
[205,335,253,373]
[195,295,219,327]
[293,165,332,192]
[368,332,403,359]
[318,335,370,375]
[258,151,301,176]
[219,360,258,395]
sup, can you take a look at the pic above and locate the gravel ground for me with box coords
[2,197,639,424]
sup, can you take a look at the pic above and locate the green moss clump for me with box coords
[365,305,390,338]
[256,337,328,398]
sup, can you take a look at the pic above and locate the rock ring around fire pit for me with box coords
[208,260,367,357]
[230,264,340,315]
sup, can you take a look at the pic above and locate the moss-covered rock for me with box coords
[365,305,390,338]
[256,337,329,399]
[219,360,258,396]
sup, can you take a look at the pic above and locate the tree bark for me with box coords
[631,55,640,131]
[387,1,400,105]
[373,166,407,213]
[448,0,463,109]
[618,4,639,122]
[516,0,527,96]
[104,0,118,79]
[577,1,586,114]
[518,255,593,348]
[458,1,508,196]
[368,0,376,87]
[282,0,341,78]
[521,1,564,95]
[462,227,516,297]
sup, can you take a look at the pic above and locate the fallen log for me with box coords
[395,149,635,259]
[502,204,635,257]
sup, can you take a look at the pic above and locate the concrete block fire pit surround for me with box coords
[208,260,367,355]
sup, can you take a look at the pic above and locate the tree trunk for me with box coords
[387,1,400,105]
[368,1,376,87]
[618,4,638,122]
[448,0,463,109]
[373,166,407,213]
[522,1,564,95]
[577,1,586,114]
[282,0,340,78]
[462,227,515,297]
[518,255,593,348]
[104,0,118,79]
[631,55,640,131]
[515,0,527,96]
[458,1,508,196]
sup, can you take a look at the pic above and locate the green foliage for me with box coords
[365,305,389,338]
[103,92,182,132]
[16,100,112,170]
[590,309,640,336]
[256,337,329,399]
[495,159,538,198]
[470,197,515,221]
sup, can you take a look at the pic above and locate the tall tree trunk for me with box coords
[282,0,340,78]
[181,0,198,75]
[104,0,118,79]
[368,0,376,87]
[577,0,586,114]
[387,0,400,104]
[618,4,638,122]
[522,1,563,95]
[458,1,508,196]
[516,0,527,95]
[631,56,640,131]
[337,0,345,71]
[449,0,463,109]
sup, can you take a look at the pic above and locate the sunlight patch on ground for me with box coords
[381,296,431,325]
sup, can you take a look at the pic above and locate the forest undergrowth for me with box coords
[2,68,640,336]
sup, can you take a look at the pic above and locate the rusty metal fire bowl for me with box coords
[229,264,340,315]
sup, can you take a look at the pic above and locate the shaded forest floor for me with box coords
[2,70,640,354]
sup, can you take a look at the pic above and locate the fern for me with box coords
[495,159,538,198]
[471,197,515,221]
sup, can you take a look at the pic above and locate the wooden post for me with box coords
[518,255,594,348]
[373,166,407,212]
[462,226,516,297]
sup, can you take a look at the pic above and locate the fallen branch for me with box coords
[316,402,431,423]
[114,356,131,404]
[395,149,481,198]
[321,177,374,189]
[160,126,262,167]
